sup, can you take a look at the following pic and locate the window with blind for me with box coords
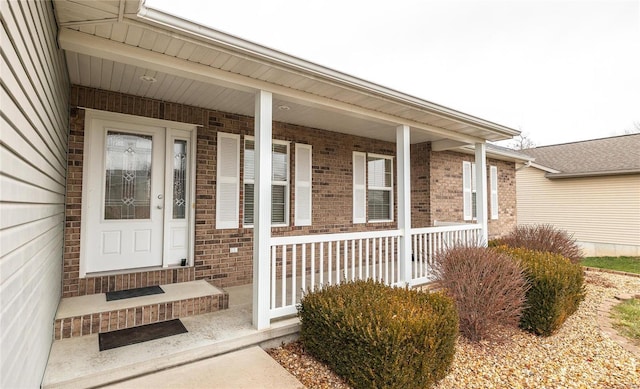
[243,138,290,226]
[353,152,393,223]
[462,161,498,221]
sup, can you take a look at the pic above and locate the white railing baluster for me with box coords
[301,244,306,294]
[282,245,287,307]
[365,238,370,279]
[358,239,363,280]
[328,242,332,285]
[319,242,324,287]
[336,240,341,284]
[385,237,389,284]
[391,236,396,284]
[271,245,276,309]
[310,243,315,291]
[350,240,355,281]
[291,245,297,307]
[343,240,348,281]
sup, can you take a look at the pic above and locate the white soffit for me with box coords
[53,0,518,144]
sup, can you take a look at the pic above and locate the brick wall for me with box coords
[429,150,517,239]
[65,86,398,296]
[411,142,431,228]
[64,86,516,296]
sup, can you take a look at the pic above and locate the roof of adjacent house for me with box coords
[522,134,640,178]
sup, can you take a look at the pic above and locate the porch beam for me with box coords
[396,124,412,284]
[431,139,471,152]
[253,90,272,330]
[58,29,485,144]
[474,142,488,244]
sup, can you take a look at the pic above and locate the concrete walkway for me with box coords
[103,346,304,389]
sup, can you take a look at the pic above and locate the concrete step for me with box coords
[54,280,228,339]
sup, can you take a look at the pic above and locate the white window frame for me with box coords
[243,136,290,227]
[353,152,394,223]
[464,162,498,221]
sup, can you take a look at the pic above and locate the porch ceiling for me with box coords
[53,0,519,145]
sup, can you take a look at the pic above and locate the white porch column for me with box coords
[474,142,488,244]
[396,124,412,285]
[253,90,272,330]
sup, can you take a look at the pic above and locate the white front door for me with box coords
[81,111,196,275]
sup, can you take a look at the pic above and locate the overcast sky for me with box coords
[147,0,640,147]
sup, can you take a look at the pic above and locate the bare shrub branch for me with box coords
[433,245,529,342]
[499,224,583,263]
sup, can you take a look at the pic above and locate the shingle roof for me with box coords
[522,134,640,177]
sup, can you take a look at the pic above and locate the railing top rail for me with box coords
[410,223,482,235]
[271,229,402,246]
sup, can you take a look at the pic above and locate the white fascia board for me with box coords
[59,28,487,144]
[136,4,518,139]
[530,162,560,174]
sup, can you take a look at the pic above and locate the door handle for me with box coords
[157,205,163,209]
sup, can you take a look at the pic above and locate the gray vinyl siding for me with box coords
[1,0,69,387]
[517,167,640,248]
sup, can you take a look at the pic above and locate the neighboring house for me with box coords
[1,0,528,386]
[517,134,640,257]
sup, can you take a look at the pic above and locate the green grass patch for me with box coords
[611,298,640,343]
[581,256,640,274]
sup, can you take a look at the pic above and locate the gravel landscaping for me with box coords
[267,270,640,388]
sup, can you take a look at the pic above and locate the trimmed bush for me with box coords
[433,245,529,341]
[499,224,583,263]
[495,246,586,336]
[298,280,458,389]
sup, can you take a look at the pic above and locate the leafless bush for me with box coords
[500,224,583,263]
[433,245,528,342]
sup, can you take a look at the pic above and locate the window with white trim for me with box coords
[353,152,394,223]
[244,137,290,226]
[462,161,498,221]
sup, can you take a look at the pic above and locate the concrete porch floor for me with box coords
[42,284,300,389]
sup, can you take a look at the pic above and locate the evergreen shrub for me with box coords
[298,280,458,389]
[495,246,586,336]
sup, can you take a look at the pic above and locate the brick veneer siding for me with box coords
[54,293,228,340]
[64,86,400,296]
[411,142,431,228]
[429,150,517,239]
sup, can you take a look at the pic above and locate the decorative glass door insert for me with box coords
[104,131,153,220]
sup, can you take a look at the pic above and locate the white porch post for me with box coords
[253,90,272,330]
[475,142,488,244]
[396,124,412,285]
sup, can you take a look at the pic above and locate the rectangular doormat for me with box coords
[106,285,164,301]
[99,319,188,351]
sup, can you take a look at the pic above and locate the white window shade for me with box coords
[216,133,240,229]
[295,144,312,226]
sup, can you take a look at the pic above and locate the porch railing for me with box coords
[269,224,482,320]
[410,223,482,285]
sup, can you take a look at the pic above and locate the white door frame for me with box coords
[79,109,197,277]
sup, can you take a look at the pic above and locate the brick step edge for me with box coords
[54,293,229,340]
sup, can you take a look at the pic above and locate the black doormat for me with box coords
[99,319,188,351]
[106,285,164,301]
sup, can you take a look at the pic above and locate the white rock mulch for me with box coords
[268,270,640,388]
